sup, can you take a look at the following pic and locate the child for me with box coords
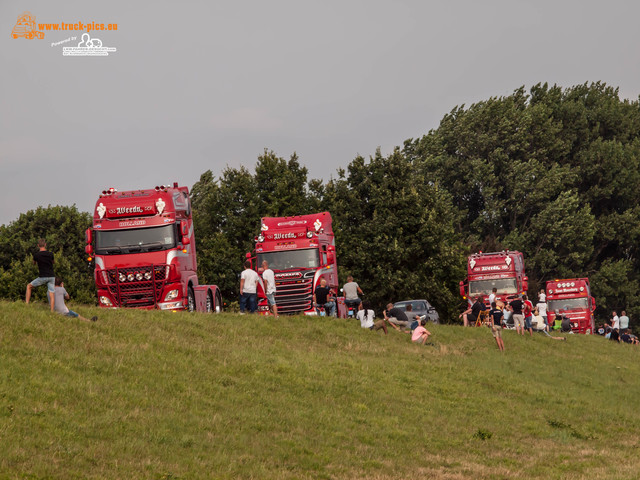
[54,277,97,322]
[411,318,431,345]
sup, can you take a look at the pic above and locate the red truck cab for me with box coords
[459,251,528,307]
[250,212,345,316]
[546,278,595,334]
[86,183,221,312]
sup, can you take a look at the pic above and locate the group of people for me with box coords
[602,310,638,344]
[459,289,576,351]
[25,239,97,322]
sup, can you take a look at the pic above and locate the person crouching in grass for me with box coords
[411,318,431,345]
[54,277,97,322]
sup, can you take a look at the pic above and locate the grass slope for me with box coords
[1,300,639,479]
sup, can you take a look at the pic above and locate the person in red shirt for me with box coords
[522,294,534,337]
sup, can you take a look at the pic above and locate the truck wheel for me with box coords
[206,291,213,313]
[215,291,223,313]
[187,286,195,312]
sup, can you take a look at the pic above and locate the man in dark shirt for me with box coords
[313,278,336,317]
[510,296,524,335]
[489,302,505,352]
[384,303,410,330]
[26,239,55,311]
[459,297,485,326]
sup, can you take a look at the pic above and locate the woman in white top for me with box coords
[356,300,388,333]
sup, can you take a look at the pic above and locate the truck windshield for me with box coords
[469,278,517,295]
[95,225,176,254]
[257,249,320,270]
[548,297,589,311]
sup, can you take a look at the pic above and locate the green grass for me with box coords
[1,300,640,479]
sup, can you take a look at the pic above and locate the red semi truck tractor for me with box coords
[251,212,346,317]
[459,251,528,307]
[546,278,595,334]
[86,183,221,312]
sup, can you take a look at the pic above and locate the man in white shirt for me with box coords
[240,260,260,314]
[261,260,278,317]
[488,288,497,307]
[611,311,620,330]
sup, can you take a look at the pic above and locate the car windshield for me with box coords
[394,301,427,311]
[257,249,319,270]
[95,224,176,254]
[548,297,589,312]
[469,278,517,295]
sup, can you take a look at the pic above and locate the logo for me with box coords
[96,202,106,219]
[275,272,302,279]
[277,220,307,227]
[11,12,44,39]
[156,198,166,215]
[63,33,116,56]
[273,232,297,240]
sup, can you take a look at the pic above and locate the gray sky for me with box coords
[2,0,639,226]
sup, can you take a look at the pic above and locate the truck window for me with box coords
[469,278,517,296]
[95,224,176,254]
[257,249,320,270]
[548,298,589,312]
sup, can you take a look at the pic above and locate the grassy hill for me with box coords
[1,300,639,479]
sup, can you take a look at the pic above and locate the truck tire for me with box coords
[215,291,223,313]
[187,286,195,312]
[206,291,213,313]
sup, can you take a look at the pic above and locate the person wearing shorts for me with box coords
[411,318,432,345]
[510,295,525,336]
[489,302,505,352]
[54,277,97,322]
[26,239,55,311]
[261,260,278,318]
[522,294,534,337]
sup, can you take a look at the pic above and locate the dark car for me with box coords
[393,299,440,324]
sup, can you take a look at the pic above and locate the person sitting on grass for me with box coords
[411,318,432,345]
[54,277,97,322]
[356,300,388,334]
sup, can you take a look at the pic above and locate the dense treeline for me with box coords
[1,82,639,324]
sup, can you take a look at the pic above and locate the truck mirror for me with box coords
[327,252,335,264]
[85,244,93,255]
[245,252,252,259]
[180,222,189,237]
[327,245,336,252]
[182,236,191,246]
[85,228,92,245]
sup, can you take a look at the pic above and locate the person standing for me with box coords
[619,310,629,331]
[523,294,534,337]
[26,239,55,311]
[342,275,363,310]
[488,288,497,307]
[611,311,620,330]
[239,260,259,314]
[489,301,505,352]
[261,260,278,318]
[510,295,525,336]
[536,298,548,329]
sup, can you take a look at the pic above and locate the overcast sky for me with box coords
[2,0,639,226]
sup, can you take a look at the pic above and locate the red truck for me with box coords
[250,212,346,316]
[546,278,595,334]
[459,251,528,307]
[86,183,222,312]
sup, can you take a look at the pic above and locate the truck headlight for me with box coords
[118,273,126,282]
[144,271,152,280]
[99,296,113,306]
[135,272,143,281]
[165,289,179,301]
[127,273,135,282]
